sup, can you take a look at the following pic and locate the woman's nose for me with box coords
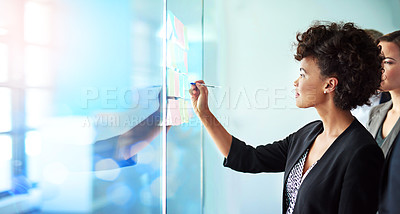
[293,78,299,87]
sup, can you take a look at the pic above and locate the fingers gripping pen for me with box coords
[190,82,221,88]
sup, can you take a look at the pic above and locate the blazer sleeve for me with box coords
[223,134,292,173]
[338,144,384,214]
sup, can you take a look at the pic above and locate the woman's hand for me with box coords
[189,80,232,157]
[189,80,211,117]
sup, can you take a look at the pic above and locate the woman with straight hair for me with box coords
[367,30,400,214]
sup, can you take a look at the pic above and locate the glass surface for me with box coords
[0,1,14,34]
[0,87,12,132]
[165,1,203,213]
[35,0,165,213]
[0,135,12,193]
[0,28,8,36]
[25,131,42,183]
[0,0,204,213]
[24,45,52,87]
[24,1,51,45]
[25,89,53,128]
[0,43,8,82]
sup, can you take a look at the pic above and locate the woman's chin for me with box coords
[295,101,310,109]
[295,102,303,108]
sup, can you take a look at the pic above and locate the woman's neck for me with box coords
[389,90,400,114]
[316,105,354,138]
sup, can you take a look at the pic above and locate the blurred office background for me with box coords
[0,0,399,213]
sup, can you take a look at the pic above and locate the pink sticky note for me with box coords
[184,51,188,73]
[166,99,181,125]
[174,17,185,49]
[174,71,180,97]
[167,68,175,96]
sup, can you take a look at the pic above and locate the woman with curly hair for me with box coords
[189,22,384,214]
[366,30,400,214]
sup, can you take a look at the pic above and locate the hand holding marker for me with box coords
[190,82,221,88]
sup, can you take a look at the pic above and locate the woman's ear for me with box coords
[324,77,338,94]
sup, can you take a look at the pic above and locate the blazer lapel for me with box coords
[369,101,393,138]
[382,116,400,157]
[283,125,323,185]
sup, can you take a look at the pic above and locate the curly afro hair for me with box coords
[295,22,383,110]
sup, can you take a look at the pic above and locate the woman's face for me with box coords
[294,57,327,108]
[380,41,400,92]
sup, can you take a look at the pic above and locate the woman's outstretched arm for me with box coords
[190,80,232,157]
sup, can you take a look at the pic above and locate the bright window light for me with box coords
[0,87,12,132]
[25,131,42,182]
[26,89,52,128]
[24,1,51,45]
[0,28,8,36]
[0,135,12,161]
[0,43,7,82]
[25,131,42,157]
[0,135,12,192]
[25,45,51,87]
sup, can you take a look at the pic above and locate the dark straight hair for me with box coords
[378,30,400,49]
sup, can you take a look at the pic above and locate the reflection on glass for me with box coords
[24,1,51,45]
[0,43,7,82]
[0,135,12,192]
[0,135,12,161]
[33,0,166,212]
[0,0,13,31]
[25,131,42,157]
[0,28,8,36]
[164,2,203,212]
[93,86,163,168]
[25,89,52,128]
[26,131,42,183]
[0,87,12,132]
[25,45,51,87]
[3,0,201,213]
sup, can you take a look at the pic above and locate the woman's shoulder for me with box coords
[290,120,323,141]
[367,100,393,129]
[343,119,380,149]
[294,120,323,134]
[300,120,323,129]
[349,119,375,138]
[334,120,383,163]
[369,100,393,116]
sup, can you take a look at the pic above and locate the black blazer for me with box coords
[224,119,384,214]
[379,134,400,214]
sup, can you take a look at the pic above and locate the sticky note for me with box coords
[167,68,175,96]
[174,16,185,49]
[166,99,181,125]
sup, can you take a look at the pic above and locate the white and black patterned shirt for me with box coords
[285,149,318,214]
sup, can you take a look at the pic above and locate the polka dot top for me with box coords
[285,149,318,214]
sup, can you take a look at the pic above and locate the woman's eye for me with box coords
[300,73,305,77]
[383,61,393,65]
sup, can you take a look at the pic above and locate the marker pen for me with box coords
[190,82,221,88]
